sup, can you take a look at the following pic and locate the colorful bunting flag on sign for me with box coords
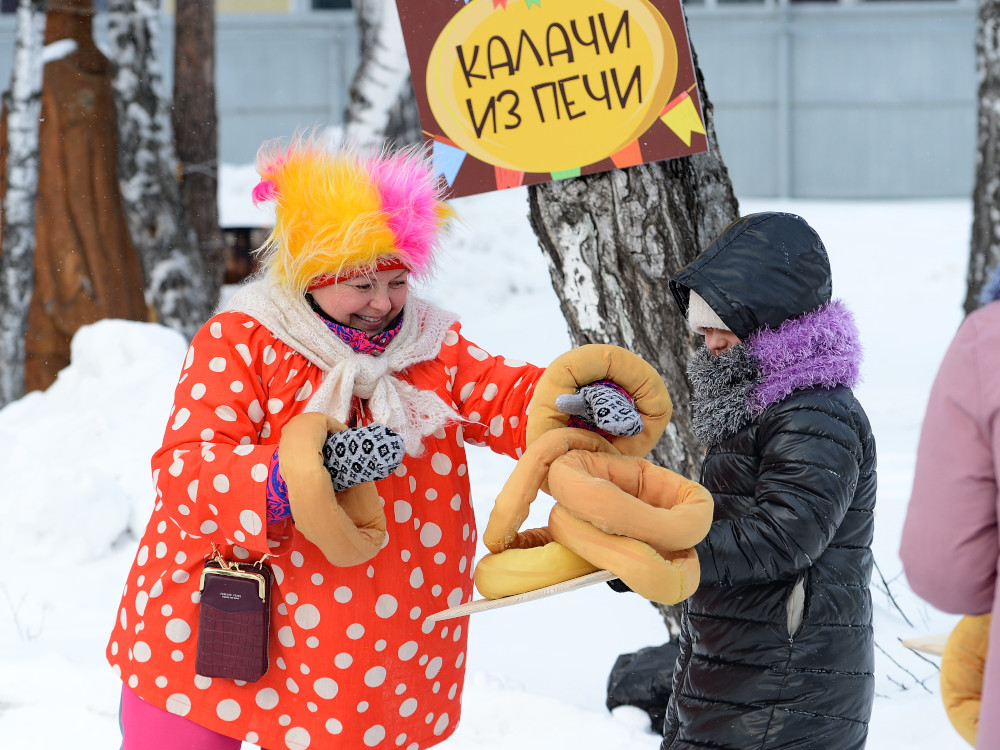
[551,167,582,180]
[611,140,643,169]
[660,91,706,147]
[432,139,467,186]
[525,0,542,6]
[495,166,526,190]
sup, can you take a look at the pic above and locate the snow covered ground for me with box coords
[0,180,971,748]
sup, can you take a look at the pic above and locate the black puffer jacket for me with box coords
[663,213,877,750]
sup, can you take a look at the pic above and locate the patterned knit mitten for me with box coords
[555,382,643,437]
[322,423,405,492]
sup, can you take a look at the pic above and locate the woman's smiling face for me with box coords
[310,268,410,335]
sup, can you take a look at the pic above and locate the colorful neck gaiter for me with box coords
[306,294,404,355]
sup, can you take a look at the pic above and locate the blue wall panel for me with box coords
[0,4,982,198]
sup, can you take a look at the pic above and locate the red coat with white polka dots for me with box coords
[106,309,543,750]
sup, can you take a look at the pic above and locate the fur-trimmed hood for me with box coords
[670,213,832,340]
[688,300,862,445]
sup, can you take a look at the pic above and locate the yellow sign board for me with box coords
[398,0,707,197]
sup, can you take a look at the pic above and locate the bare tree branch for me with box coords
[107,0,215,340]
[344,0,420,149]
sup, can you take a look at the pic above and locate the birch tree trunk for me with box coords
[528,45,738,636]
[966,0,1000,313]
[0,0,46,407]
[173,0,225,302]
[107,0,215,340]
[344,0,420,149]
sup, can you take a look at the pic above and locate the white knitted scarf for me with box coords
[223,279,463,456]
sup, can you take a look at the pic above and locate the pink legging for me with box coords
[120,687,272,750]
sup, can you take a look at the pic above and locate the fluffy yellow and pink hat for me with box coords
[252,134,453,292]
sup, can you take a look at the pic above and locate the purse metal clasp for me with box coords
[199,566,267,601]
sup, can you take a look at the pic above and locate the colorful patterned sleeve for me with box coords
[266,447,293,525]
[433,324,544,459]
[150,312,306,557]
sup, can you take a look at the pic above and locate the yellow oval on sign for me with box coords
[426,0,678,174]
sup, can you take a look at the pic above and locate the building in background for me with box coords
[0,0,979,200]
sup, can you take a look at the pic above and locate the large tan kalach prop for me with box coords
[279,412,388,567]
[476,345,713,606]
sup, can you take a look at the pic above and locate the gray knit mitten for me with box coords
[555,382,643,437]
[322,423,405,492]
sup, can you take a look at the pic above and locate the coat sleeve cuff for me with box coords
[266,447,293,525]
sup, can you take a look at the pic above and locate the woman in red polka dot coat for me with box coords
[107,137,646,750]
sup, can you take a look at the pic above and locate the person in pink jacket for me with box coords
[900,267,1000,748]
[107,135,645,750]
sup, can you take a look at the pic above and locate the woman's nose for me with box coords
[705,330,728,355]
[369,289,392,312]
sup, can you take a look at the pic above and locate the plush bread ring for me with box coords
[544,451,712,604]
[279,412,388,567]
[547,451,713,552]
[526,343,672,465]
[940,613,991,746]
[473,538,600,600]
[481,427,622,554]
[548,504,701,605]
[474,450,711,605]
[474,345,712,606]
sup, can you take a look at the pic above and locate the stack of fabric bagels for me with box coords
[475,344,714,606]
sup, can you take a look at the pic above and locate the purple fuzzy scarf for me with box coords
[746,299,862,416]
[687,300,863,445]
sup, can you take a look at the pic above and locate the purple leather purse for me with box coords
[195,557,273,682]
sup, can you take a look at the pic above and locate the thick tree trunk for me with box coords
[344,0,420,149]
[107,0,215,340]
[173,0,225,299]
[528,44,738,636]
[17,0,149,393]
[966,0,1000,313]
[0,0,46,407]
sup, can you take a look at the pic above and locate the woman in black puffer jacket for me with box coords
[662,212,877,749]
